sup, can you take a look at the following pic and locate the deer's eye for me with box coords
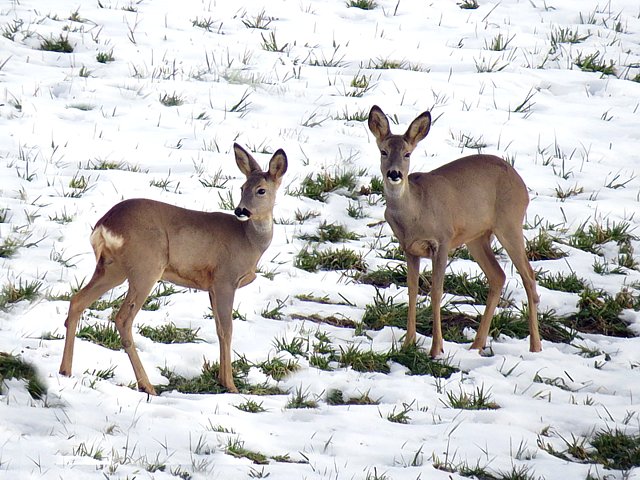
[381,150,388,157]
[257,188,266,195]
[404,152,411,158]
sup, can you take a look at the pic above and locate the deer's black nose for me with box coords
[235,207,251,221]
[386,170,403,183]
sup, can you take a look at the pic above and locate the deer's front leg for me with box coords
[209,286,238,393]
[404,252,421,347]
[429,245,448,357]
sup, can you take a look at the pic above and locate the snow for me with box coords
[1,0,639,479]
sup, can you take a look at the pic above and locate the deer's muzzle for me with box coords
[235,207,251,221]
[386,170,403,184]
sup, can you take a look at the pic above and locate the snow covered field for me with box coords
[1,0,639,478]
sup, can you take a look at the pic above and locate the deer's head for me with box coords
[233,143,287,222]
[368,105,431,195]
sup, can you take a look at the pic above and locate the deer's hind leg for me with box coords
[495,225,542,352]
[113,269,163,395]
[59,258,126,377]
[466,234,506,351]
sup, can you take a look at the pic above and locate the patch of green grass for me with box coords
[191,16,219,32]
[298,221,361,243]
[490,308,576,344]
[40,34,74,53]
[157,360,283,395]
[293,168,362,201]
[261,31,288,52]
[0,352,46,399]
[225,438,269,464]
[444,272,489,304]
[294,246,367,272]
[486,33,515,51]
[327,388,380,406]
[457,0,479,8]
[241,10,272,29]
[0,278,43,310]
[77,322,121,350]
[590,428,640,470]
[355,263,429,294]
[333,107,369,122]
[346,0,377,9]
[536,271,587,293]
[443,385,500,410]
[388,343,459,378]
[96,50,114,63]
[385,402,413,424]
[574,51,615,76]
[526,230,567,260]
[272,335,306,356]
[137,323,201,343]
[257,355,300,381]
[285,386,318,409]
[567,219,636,255]
[234,398,266,413]
[0,237,24,258]
[338,345,390,373]
[567,287,634,337]
[159,92,184,107]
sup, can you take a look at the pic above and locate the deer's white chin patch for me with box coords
[387,178,403,185]
[236,215,250,222]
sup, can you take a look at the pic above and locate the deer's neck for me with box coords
[244,217,274,252]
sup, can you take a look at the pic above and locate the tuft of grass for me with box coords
[338,345,390,373]
[257,355,299,381]
[261,31,288,53]
[567,287,634,337]
[96,50,114,63]
[0,352,46,399]
[490,308,576,344]
[0,237,24,259]
[574,51,615,76]
[486,33,515,51]
[293,168,361,201]
[536,271,587,293]
[159,92,184,107]
[526,230,567,260]
[326,389,380,406]
[242,10,272,29]
[0,278,43,310]
[77,322,122,350]
[549,26,590,51]
[285,386,318,409]
[388,343,459,378]
[157,360,283,395]
[346,0,377,9]
[345,73,376,97]
[457,0,479,8]
[225,438,269,464]
[40,34,74,53]
[590,428,640,470]
[294,247,367,272]
[385,403,413,424]
[566,219,636,255]
[298,221,361,243]
[234,398,266,413]
[443,385,500,410]
[137,323,201,343]
[191,16,219,32]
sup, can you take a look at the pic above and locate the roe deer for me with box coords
[368,105,541,357]
[59,143,287,394]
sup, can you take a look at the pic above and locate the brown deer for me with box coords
[59,144,287,394]
[368,105,541,357]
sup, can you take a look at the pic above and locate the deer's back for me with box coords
[94,198,260,289]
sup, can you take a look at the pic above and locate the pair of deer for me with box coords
[59,106,541,395]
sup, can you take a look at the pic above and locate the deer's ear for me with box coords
[404,111,431,147]
[268,149,288,181]
[368,105,390,144]
[234,143,262,177]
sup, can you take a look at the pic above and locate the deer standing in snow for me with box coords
[59,144,287,394]
[368,105,541,356]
